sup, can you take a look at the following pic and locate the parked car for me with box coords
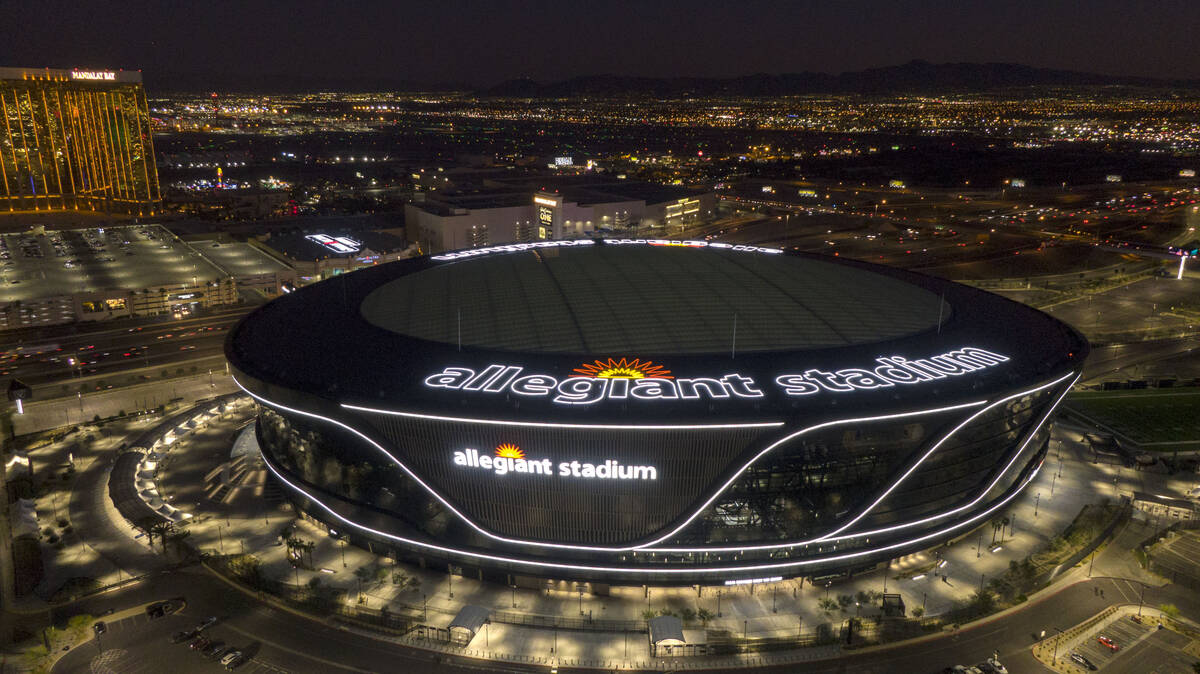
[195,616,218,631]
[189,636,211,651]
[221,651,245,670]
[170,630,196,644]
[1097,635,1119,651]
[1070,652,1097,670]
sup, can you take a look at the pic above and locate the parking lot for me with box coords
[54,604,289,674]
[1150,531,1200,580]
[0,224,225,304]
[1068,613,1155,671]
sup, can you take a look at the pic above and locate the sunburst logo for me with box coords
[495,443,525,459]
[571,358,673,379]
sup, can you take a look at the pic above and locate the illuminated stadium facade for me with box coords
[0,67,160,215]
[227,239,1088,584]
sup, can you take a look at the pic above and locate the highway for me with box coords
[2,306,252,396]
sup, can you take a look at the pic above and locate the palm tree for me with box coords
[149,521,174,554]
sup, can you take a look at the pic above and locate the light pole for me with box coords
[511,584,517,608]
[979,573,985,593]
[422,594,427,622]
[1088,550,1096,578]
[977,528,983,558]
[717,589,722,617]
[579,587,584,616]
[772,585,777,613]
[921,591,927,613]
[1138,582,1146,617]
[340,539,346,567]
[448,565,454,599]
[1035,492,1041,517]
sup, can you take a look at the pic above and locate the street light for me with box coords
[1035,492,1041,517]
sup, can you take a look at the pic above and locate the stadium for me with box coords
[226,239,1088,585]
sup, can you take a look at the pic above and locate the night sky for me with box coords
[8,0,1200,90]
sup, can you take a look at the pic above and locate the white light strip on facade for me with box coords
[239,375,980,553]
[646,371,1075,553]
[826,373,1079,543]
[807,371,1073,542]
[339,404,784,430]
[261,448,1044,575]
[235,376,644,552]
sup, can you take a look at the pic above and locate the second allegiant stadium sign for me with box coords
[423,347,1010,406]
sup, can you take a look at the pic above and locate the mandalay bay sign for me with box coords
[423,347,1011,406]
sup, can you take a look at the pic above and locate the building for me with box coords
[0,225,287,330]
[228,239,1088,585]
[1132,492,1197,522]
[254,230,412,283]
[0,67,160,215]
[406,179,715,253]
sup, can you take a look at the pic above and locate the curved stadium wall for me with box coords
[227,239,1087,584]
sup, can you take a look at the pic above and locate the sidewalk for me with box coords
[67,396,1198,669]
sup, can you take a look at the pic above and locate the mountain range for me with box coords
[483,60,1200,97]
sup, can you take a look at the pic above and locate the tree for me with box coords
[1160,603,1181,621]
[969,589,996,613]
[818,598,838,613]
[641,609,657,621]
[149,520,174,554]
[697,607,715,625]
[911,606,925,619]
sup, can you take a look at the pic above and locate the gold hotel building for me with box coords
[0,67,160,215]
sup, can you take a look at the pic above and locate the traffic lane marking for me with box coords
[215,619,371,673]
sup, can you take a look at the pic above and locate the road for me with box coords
[42,563,1200,674]
[1081,336,1200,385]
[51,569,544,674]
[2,305,251,394]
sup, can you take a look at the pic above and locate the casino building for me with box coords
[0,67,160,215]
[227,239,1088,585]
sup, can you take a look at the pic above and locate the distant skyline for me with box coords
[8,0,1200,91]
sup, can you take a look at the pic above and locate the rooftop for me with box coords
[360,243,949,355]
[264,230,407,262]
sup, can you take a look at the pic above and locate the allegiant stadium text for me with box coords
[423,347,1010,405]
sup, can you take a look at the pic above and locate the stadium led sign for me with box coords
[423,348,1010,405]
[453,444,657,480]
